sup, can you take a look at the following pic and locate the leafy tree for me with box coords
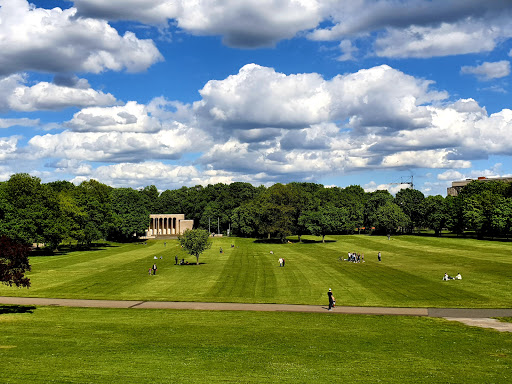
[491,198,512,237]
[462,189,504,238]
[199,201,230,234]
[298,206,348,242]
[73,180,114,245]
[0,174,66,249]
[158,187,186,215]
[338,185,365,233]
[178,228,212,264]
[373,202,410,234]
[139,185,160,214]
[254,184,298,241]
[0,173,43,243]
[0,236,31,288]
[109,188,150,241]
[230,202,260,237]
[364,190,394,229]
[56,189,86,244]
[394,188,425,233]
[445,195,465,236]
[421,195,448,236]
[287,183,318,242]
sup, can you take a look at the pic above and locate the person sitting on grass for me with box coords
[443,273,454,281]
[455,273,462,280]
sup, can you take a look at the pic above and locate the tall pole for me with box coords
[218,217,220,235]
[209,217,210,233]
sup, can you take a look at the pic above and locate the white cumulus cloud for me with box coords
[0,0,163,76]
[74,0,323,48]
[0,74,117,112]
[461,61,511,80]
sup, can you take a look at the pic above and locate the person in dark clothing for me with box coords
[152,264,157,275]
[175,255,178,265]
[328,288,335,310]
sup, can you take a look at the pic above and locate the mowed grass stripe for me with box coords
[20,241,175,298]
[1,235,511,307]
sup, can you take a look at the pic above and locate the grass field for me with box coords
[1,305,511,383]
[1,235,512,383]
[1,235,511,308]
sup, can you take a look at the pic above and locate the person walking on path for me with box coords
[328,288,335,310]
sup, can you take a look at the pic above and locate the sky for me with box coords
[1,0,511,196]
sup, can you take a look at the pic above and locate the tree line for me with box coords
[1,173,511,249]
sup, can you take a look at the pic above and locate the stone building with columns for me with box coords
[145,214,194,238]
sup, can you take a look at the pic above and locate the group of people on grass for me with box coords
[345,252,365,263]
[278,257,286,267]
[443,272,462,281]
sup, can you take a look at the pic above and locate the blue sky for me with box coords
[1,0,511,195]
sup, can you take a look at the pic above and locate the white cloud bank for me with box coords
[0,0,163,76]
[1,64,506,190]
[73,0,512,58]
[74,0,322,47]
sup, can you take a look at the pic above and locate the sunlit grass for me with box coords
[1,306,511,384]
[1,235,511,308]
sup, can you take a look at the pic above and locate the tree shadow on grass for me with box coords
[175,262,206,266]
[0,305,36,315]
[31,243,119,257]
[253,238,337,244]
[299,239,337,244]
[253,238,287,244]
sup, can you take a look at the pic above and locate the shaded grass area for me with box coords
[1,305,511,384]
[0,235,511,308]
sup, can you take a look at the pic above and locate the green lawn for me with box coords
[1,305,511,383]
[1,235,511,383]
[1,235,511,308]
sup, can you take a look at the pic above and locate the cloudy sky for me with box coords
[1,0,511,195]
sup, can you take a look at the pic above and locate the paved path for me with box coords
[2,296,512,332]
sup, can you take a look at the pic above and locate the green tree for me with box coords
[0,174,66,249]
[0,173,43,243]
[139,185,160,214]
[491,198,512,237]
[178,228,212,265]
[364,190,394,230]
[0,236,31,288]
[462,190,504,238]
[298,206,348,243]
[73,180,114,245]
[394,188,425,233]
[254,184,298,241]
[109,188,150,241]
[230,203,260,237]
[421,195,448,236]
[373,202,410,234]
[338,185,365,233]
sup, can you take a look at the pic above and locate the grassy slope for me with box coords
[1,306,511,384]
[1,235,511,307]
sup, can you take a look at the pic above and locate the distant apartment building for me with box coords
[447,176,512,196]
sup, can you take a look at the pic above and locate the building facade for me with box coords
[145,214,194,237]
[447,176,512,196]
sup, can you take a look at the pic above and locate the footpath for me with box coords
[1,296,512,332]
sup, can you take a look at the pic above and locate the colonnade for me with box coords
[147,214,184,236]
